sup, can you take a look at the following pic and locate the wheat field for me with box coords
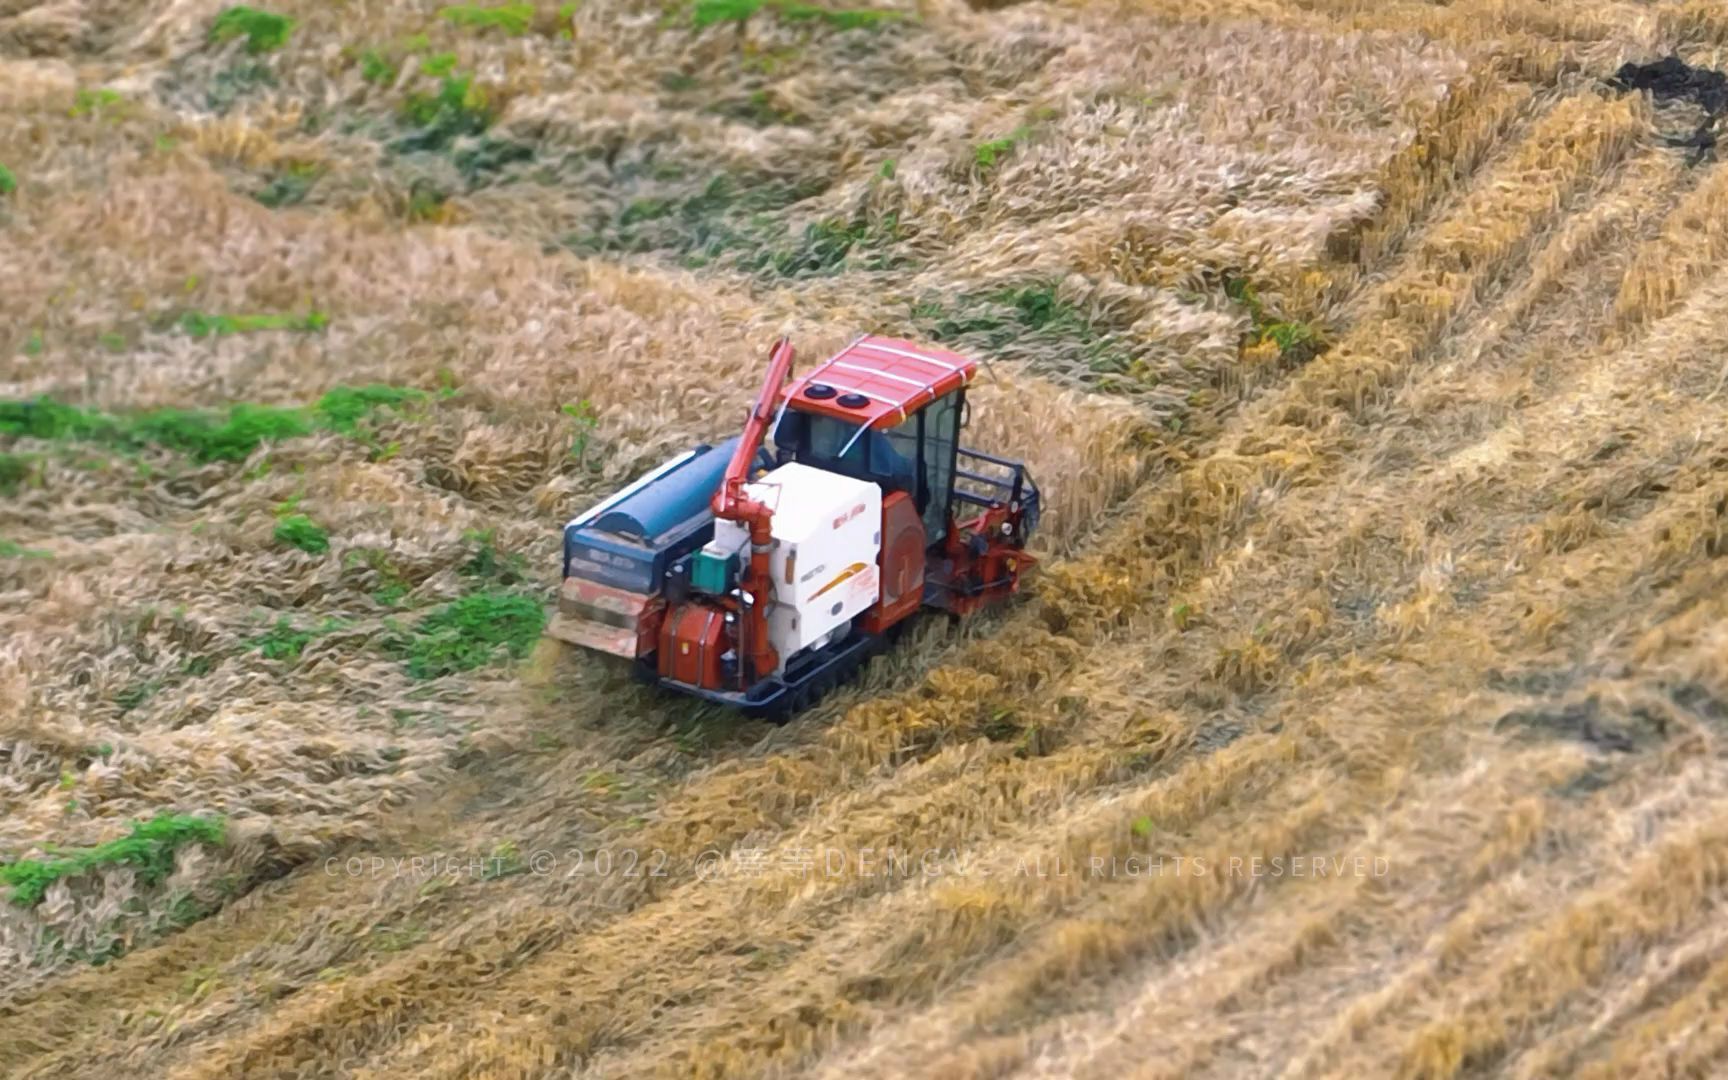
[4,0,1728,1076]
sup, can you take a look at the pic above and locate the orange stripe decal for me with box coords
[811,562,868,599]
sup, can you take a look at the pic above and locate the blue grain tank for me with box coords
[561,436,769,595]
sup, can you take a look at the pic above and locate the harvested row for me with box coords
[812,264,1728,1080]
[110,63,1550,1079]
[1398,811,1728,1080]
[0,0,1453,997]
[1574,937,1728,1078]
[9,1,1727,1076]
[1612,161,1728,333]
[283,83,1688,1080]
[1276,90,1647,423]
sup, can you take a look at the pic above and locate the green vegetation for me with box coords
[422,51,459,78]
[0,538,51,559]
[1225,276,1327,364]
[974,125,1032,171]
[346,548,413,606]
[743,212,904,277]
[1,813,226,908]
[361,48,398,85]
[0,164,15,196]
[715,87,802,127]
[312,384,425,433]
[1,399,311,463]
[572,173,884,277]
[562,399,598,463]
[394,590,546,679]
[405,181,452,222]
[692,0,904,30]
[0,452,37,495]
[483,840,524,879]
[0,384,425,465]
[68,88,124,119]
[210,7,295,54]
[357,33,442,85]
[399,72,496,152]
[254,163,322,208]
[911,281,1138,377]
[557,2,581,36]
[461,528,529,585]
[452,137,536,186]
[249,615,341,662]
[115,679,162,713]
[439,3,535,34]
[205,61,277,113]
[273,513,330,555]
[179,310,328,338]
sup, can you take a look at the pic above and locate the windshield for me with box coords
[806,415,866,465]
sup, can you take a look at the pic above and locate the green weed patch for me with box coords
[911,282,1136,376]
[0,538,51,559]
[1,813,226,908]
[439,3,535,34]
[0,164,15,195]
[393,590,546,680]
[69,88,124,119]
[973,109,1056,173]
[179,310,328,337]
[205,62,277,113]
[461,528,530,585]
[115,679,162,713]
[361,48,398,85]
[313,384,426,434]
[212,6,297,53]
[741,212,905,278]
[0,384,425,465]
[210,7,295,54]
[273,513,330,554]
[692,0,904,30]
[974,126,1031,171]
[1225,276,1327,364]
[0,452,37,495]
[398,73,495,152]
[569,173,854,274]
[249,615,342,662]
[452,137,536,187]
[422,52,459,78]
[345,548,413,606]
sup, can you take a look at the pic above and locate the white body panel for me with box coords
[711,462,881,673]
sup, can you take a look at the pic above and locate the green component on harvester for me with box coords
[691,548,738,594]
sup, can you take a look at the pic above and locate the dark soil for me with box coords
[1613,56,1728,114]
[1611,56,1728,163]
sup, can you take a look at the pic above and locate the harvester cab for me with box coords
[549,334,1040,718]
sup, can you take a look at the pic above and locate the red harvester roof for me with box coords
[782,334,978,429]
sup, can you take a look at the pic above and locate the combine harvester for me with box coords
[548,335,1041,717]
